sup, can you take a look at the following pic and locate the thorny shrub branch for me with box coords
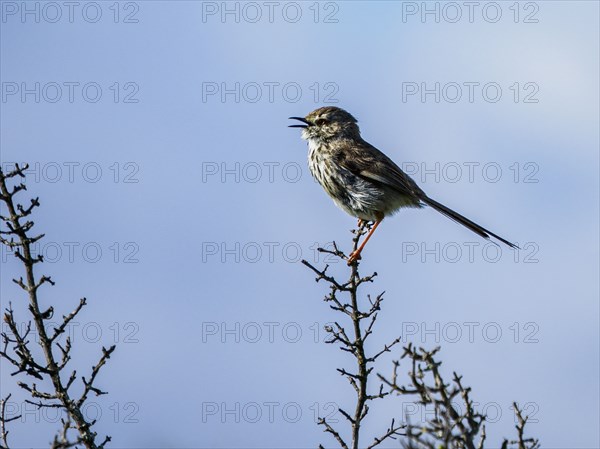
[0,164,115,449]
[378,344,540,449]
[303,223,540,449]
[302,222,404,449]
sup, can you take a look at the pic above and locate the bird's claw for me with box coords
[347,250,362,265]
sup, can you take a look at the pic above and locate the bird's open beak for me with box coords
[288,117,310,128]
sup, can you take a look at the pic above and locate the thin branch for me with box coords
[51,298,87,342]
[0,166,115,448]
[379,344,540,449]
[304,222,403,449]
[0,394,21,449]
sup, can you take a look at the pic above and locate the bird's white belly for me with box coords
[307,139,388,221]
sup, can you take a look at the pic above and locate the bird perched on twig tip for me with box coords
[289,106,517,265]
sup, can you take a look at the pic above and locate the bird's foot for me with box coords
[352,220,371,235]
[347,250,362,265]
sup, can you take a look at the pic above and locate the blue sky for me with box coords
[1,1,599,447]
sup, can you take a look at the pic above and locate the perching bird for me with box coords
[289,106,517,265]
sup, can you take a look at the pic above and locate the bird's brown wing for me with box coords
[331,139,518,248]
[334,139,426,199]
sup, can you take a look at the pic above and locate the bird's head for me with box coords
[289,106,360,141]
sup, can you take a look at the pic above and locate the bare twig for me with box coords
[303,222,405,449]
[1,394,21,449]
[304,220,539,449]
[379,344,540,449]
[0,164,115,448]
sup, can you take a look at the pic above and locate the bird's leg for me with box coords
[347,218,382,265]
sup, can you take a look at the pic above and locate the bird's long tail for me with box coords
[421,196,518,249]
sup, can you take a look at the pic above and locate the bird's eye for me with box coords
[315,118,327,126]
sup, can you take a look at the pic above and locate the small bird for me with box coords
[289,106,517,265]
